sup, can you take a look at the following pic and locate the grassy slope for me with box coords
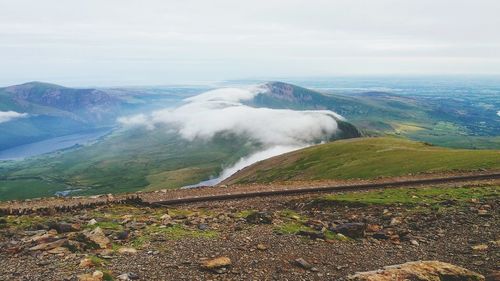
[223,137,500,184]
[320,185,499,206]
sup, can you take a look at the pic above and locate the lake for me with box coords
[0,128,112,160]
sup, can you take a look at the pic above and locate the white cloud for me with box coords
[0,111,28,123]
[119,85,343,183]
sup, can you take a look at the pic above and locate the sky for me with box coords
[1,0,500,86]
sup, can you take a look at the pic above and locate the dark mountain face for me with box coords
[3,82,121,122]
[248,82,362,139]
[0,82,129,150]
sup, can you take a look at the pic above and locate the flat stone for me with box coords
[29,239,67,251]
[201,256,232,270]
[118,247,138,254]
[348,261,484,281]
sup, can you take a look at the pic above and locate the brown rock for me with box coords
[78,270,104,281]
[84,227,110,249]
[29,239,67,251]
[201,256,232,270]
[485,271,500,281]
[118,247,138,255]
[366,224,382,232]
[348,261,484,281]
[472,244,488,251]
[256,244,268,251]
[294,258,318,271]
[332,223,366,238]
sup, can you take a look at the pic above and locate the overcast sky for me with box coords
[1,0,499,86]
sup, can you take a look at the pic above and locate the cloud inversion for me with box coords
[119,86,343,184]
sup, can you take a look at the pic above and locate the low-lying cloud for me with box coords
[119,86,344,185]
[0,111,28,124]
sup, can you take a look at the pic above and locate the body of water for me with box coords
[0,129,111,160]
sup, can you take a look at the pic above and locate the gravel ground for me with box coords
[0,181,498,281]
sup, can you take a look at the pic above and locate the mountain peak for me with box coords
[7,81,67,90]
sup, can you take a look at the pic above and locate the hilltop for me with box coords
[223,137,500,185]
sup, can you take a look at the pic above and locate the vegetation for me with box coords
[0,128,259,200]
[319,185,499,207]
[224,137,500,184]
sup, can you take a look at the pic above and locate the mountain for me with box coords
[0,82,123,150]
[222,137,500,185]
[251,81,499,149]
[0,82,363,200]
[0,82,121,123]
[251,81,428,132]
[0,82,197,151]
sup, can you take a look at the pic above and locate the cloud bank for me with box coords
[0,111,28,123]
[119,86,343,184]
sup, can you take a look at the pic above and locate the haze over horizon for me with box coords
[1,0,500,86]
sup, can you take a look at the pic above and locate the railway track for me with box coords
[2,172,499,215]
[151,172,500,206]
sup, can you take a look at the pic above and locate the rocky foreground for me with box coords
[0,181,498,280]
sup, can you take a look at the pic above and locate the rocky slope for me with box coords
[0,180,497,280]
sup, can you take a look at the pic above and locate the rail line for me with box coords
[1,172,498,215]
[150,172,500,206]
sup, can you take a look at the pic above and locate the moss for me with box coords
[102,270,114,281]
[274,222,313,235]
[131,236,150,249]
[277,209,306,222]
[6,215,48,230]
[234,209,256,218]
[88,255,105,266]
[88,221,123,231]
[166,208,194,218]
[324,230,350,241]
[152,225,218,240]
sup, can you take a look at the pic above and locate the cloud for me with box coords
[119,85,344,184]
[0,111,28,123]
[117,113,153,129]
[2,0,500,85]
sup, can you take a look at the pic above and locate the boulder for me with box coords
[245,211,273,224]
[294,258,314,270]
[79,257,95,268]
[117,247,138,255]
[332,223,366,238]
[78,270,104,281]
[48,222,76,233]
[201,256,232,270]
[29,239,67,251]
[117,272,140,280]
[83,227,110,249]
[348,261,484,281]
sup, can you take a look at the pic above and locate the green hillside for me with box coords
[0,127,259,200]
[0,118,359,200]
[222,137,500,185]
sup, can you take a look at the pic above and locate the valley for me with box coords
[0,79,498,281]
[0,79,499,200]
